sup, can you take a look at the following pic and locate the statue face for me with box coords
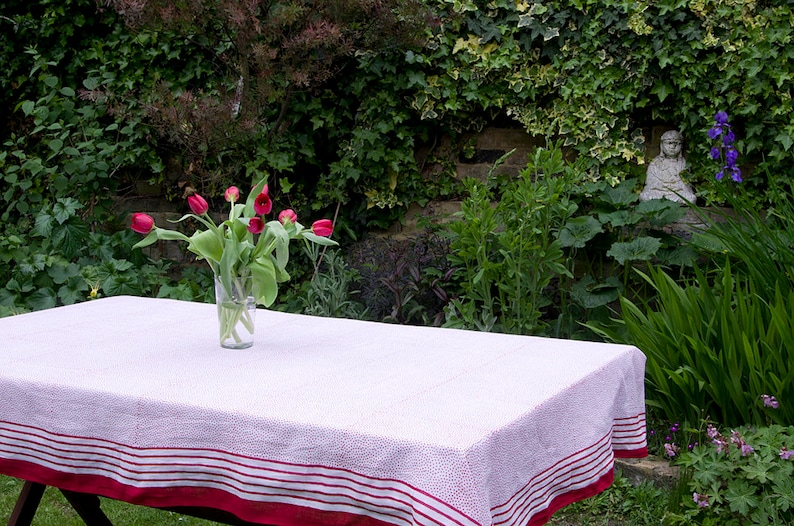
[661,137,682,158]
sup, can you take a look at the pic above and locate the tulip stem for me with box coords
[215,276,255,349]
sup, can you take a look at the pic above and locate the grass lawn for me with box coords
[1,471,673,525]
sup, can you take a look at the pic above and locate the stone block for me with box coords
[615,455,680,489]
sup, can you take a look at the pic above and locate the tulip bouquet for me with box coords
[130,179,337,347]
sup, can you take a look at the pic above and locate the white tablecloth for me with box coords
[0,296,646,526]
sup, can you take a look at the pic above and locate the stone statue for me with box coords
[639,130,696,203]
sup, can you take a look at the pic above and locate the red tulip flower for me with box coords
[278,209,297,225]
[253,192,272,215]
[188,193,209,215]
[130,213,155,234]
[224,186,240,203]
[247,217,265,234]
[312,219,334,237]
[130,177,339,311]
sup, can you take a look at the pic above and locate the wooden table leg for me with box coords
[7,481,45,526]
[60,489,114,526]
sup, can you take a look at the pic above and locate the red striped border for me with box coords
[613,413,648,458]
[1,412,647,526]
[0,420,478,526]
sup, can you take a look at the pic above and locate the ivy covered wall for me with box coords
[2,0,794,313]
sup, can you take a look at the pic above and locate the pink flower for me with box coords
[761,394,779,409]
[740,443,754,456]
[693,492,709,508]
[188,193,209,215]
[664,443,678,457]
[254,192,272,215]
[130,213,155,234]
[224,186,240,203]
[312,219,334,237]
[278,209,297,225]
[247,217,265,234]
[706,424,720,439]
[780,448,794,460]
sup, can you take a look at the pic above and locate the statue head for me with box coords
[659,130,683,159]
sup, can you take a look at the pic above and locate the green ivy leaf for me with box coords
[651,82,674,102]
[775,132,793,151]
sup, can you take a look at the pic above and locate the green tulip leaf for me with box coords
[250,256,278,307]
[301,231,339,246]
[189,229,223,263]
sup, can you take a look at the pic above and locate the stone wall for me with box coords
[389,124,681,238]
[124,124,682,244]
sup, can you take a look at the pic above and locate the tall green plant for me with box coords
[691,181,794,301]
[595,264,794,428]
[444,145,577,334]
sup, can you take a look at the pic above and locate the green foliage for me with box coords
[0,0,200,314]
[0,199,207,315]
[549,470,670,525]
[301,251,368,320]
[691,179,794,301]
[561,177,696,299]
[346,231,455,326]
[666,425,794,526]
[411,0,794,202]
[596,263,794,428]
[444,146,578,334]
[592,158,794,429]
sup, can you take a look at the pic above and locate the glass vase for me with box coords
[214,275,256,349]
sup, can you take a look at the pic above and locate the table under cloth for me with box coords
[0,296,647,526]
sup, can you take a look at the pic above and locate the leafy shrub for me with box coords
[347,230,454,326]
[444,146,578,334]
[300,251,368,320]
[665,424,794,526]
[416,0,794,203]
[597,263,794,428]
[691,181,794,303]
[554,176,697,337]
